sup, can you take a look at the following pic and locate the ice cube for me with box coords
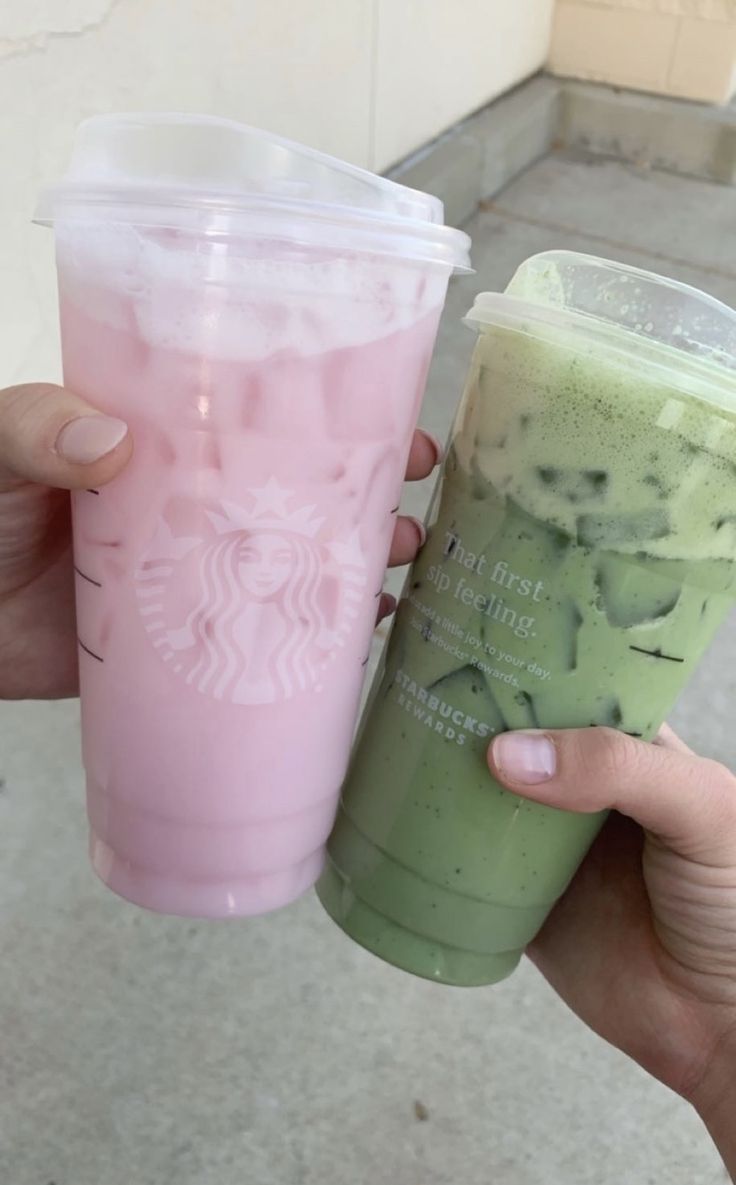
[577,509,671,550]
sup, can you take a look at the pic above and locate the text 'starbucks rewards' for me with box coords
[318,251,736,986]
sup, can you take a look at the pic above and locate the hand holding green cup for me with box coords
[319,251,736,986]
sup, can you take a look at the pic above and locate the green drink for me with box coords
[317,251,736,986]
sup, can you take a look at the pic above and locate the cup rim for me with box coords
[465,291,736,416]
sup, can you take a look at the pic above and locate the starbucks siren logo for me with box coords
[135,479,367,704]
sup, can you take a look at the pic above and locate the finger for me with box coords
[0,383,132,490]
[404,429,443,482]
[388,516,426,567]
[653,722,694,755]
[489,727,736,864]
[376,592,397,625]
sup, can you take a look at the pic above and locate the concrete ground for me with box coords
[2,150,735,1185]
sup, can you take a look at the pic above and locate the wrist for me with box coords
[690,1030,736,1177]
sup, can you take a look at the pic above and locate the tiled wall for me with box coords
[549,0,736,104]
[0,0,553,385]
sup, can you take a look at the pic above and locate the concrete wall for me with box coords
[0,0,554,388]
[549,0,736,104]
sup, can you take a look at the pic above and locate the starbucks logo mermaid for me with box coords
[135,479,367,704]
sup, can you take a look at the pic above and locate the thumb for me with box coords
[0,383,131,490]
[489,726,736,864]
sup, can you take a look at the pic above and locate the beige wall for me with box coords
[549,0,736,103]
[0,0,554,388]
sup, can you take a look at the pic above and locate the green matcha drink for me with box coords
[317,252,736,986]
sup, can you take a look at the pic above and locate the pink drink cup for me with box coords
[42,114,470,917]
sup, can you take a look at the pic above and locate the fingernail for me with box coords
[376,593,397,625]
[56,416,128,464]
[426,432,444,466]
[409,517,427,548]
[493,732,557,784]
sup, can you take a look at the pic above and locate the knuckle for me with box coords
[575,726,638,786]
[679,758,736,849]
[0,384,74,482]
[0,384,55,440]
[703,758,736,791]
[0,385,26,438]
[702,758,736,821]
[0,383,51,413]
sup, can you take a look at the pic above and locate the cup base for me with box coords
[317,859,524,987]
[90,829,325,919]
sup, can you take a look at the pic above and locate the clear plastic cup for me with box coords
[318,251,736,986]
[37,113,471,918]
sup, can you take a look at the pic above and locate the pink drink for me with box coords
[44,115,470,917]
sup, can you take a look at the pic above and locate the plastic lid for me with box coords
[36,112,472,271]
[466,251,736,407]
